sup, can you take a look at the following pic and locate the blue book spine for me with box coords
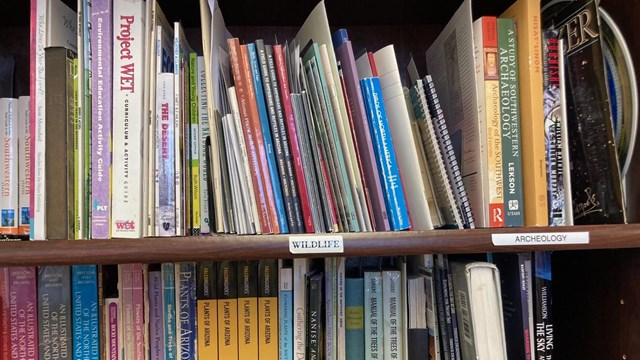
[364,272,382,360]
[345,277,365,360]
[149,270,165,360]
[176,263,197,360]
[247,43,288,233]
[162,263,177,360]
[331,29,349,48]
[279,267,293,360]
[360,77,410,230]
[71,265,100,360]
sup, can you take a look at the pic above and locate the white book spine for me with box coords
[196,56,210,234]
[292,258,308,360]
[173,23,184,236]
[111,0,146,238]
[336,257,346,360]
[18,96,30,235]
[364,271,383,360]
[155,73,176,237]
[0,99,19,235]
[382,270,403,360]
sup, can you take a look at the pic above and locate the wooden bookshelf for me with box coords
[0,223,637,266]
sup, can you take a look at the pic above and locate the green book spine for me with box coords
[189,52,201,235]
[498,18,525,227]
[72,57,80,239]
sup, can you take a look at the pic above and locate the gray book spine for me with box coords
[38,266,72,360]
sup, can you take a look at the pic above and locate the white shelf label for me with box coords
[492,232,590,246]
[289,235,344,254]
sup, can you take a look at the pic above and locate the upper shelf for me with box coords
[0,223,638,266]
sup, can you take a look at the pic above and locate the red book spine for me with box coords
[273,45,315,233]
[227,39,273,234]
[240,44,280,234]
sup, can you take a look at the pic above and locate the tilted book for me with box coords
[90,0,113,239]
[38,266,72,360]
[360,77,410,231]
[111,0,146,238]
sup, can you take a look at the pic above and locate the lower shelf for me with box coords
[0,223,638,266]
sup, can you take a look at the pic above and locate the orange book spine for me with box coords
[228,38,273,234]
[239,44,280,234]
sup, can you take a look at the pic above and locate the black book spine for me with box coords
[493,253,528,360]
[38,266,72,359]
[533,251,554,360]
[407,328,430,360]
[266,44,305,233]
[443,255,462,360]
[197,261,217,300]
[307,271,324,360]
[434,256,452,360]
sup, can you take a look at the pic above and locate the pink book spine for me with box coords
[335,41,389,231]
[8,267,38,360]
[273,45,315,233]
[120,264,134,360]
[132,264,145,360]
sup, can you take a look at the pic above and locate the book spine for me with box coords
[252,41,293,234]
[0,99,19,235]
[119,265,134,360]
[273,45,314,233]
[336,258,346,360]
[104,298,120,360]
[1,268,9,360]
[364,272,382,360]
[345,277,364,360]
[237,260,259,359]
[172,24,185,237]
[73,54,81,239]
[443,257,462,360]
[258,259,278,360]
[292,258,308,359]
[360,78,410,230]
[82,0,92,240]
[382,270,403,360]
[111,0,145,237]
[176,263,197,360]
[156,73,176,236]
[31,0,47,240]
[18,97,30,235]
[162,263,177,360]
[37,266,72,360]
[497,18,525,227]
[502,0,548,226]
[246,43,285,234]
[148,270,165,360]
[279,267,293,360]
[521,254,534,360]
[217,261,239,359]
[476,17,505,228]
[71,265,99,360]
[307,272,324,360]
[534,251,554,360]
[90,0,113,239]
[196,56,211,234]
[227,39,272,234]
[434,258,452,360]
[188,53,201,235]
[9,267,38,360]
[324,259,335,360]
[197,262,217,360]
[131,268,143,360]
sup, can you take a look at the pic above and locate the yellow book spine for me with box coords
[502,0,549,226]
[218,298,238,359]
[197,299,218,360]
[239,297,259,359]
[259,296,279,360]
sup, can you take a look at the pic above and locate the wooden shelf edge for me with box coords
[0,224,638,266]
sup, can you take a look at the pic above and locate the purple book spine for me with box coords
[106,298,120,360]
[335,41,390,231]
[8,267,38,360]
[90,0,113,239]
[149,271,165,360]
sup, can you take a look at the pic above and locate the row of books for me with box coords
[29,0,629,240]
[0,254,554,360]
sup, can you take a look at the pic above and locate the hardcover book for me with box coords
[543,0,625,224]
[111,0,146,238]
[38,266,72,360]
[71,265,99,360]
[90,0,113,239]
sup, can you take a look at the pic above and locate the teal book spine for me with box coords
[162,263,177,360]
[176,262,197,360]
[279,267,293,360]
[247,43,288,233]
[345,277,365,360]
[497,18,525,227]
[72,265,100,360]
